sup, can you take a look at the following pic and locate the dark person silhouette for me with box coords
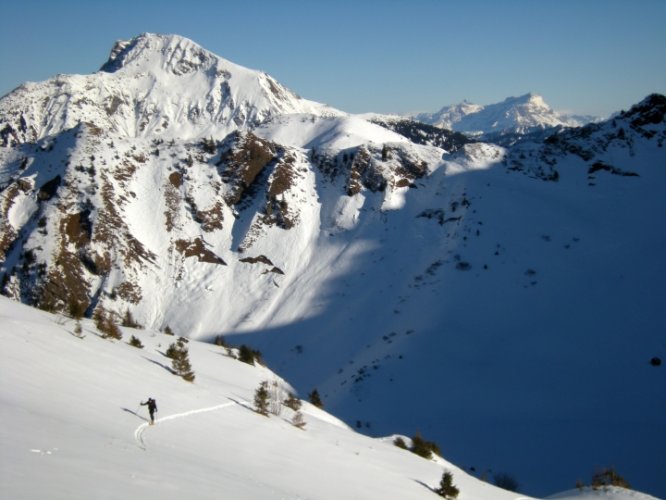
[141,397,158,424]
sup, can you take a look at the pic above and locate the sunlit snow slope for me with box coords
[0,296,555,500]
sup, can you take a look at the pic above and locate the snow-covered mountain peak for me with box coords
[100,32,256,83]
[100,33,211,74]
[0,33,342,142]
[413,93,598,138]
[507,92,547,105]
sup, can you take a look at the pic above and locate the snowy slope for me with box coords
[254,113,409,150]
[549,488,661,500]
[413,94,598,136]
[227,97,666,497]
[1,295,551,500]
[1,33,665,499]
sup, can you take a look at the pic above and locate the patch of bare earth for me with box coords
[239,254,284,275]
[175,238,226,265]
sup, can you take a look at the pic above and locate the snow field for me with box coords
[2,296,554,500]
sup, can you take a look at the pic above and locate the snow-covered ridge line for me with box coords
[412,93,601,136]
[0,32,344,142]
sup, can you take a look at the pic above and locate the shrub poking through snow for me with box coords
[129,335,144,349]
[436,471,459,499]
[393,437,408,450]
[238,344,263,365]
[591,467,630,490]
[254,381,270,416]
[292,411,306,429]
[494,472,519,492]
[73,319,84,338]
[283,392,302,412]
[410,432,441,459]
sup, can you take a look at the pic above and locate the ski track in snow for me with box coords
[134,401,238,450]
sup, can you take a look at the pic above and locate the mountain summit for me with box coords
[413,93,596,137]
[1,33,665,497]
[0,33,339,142]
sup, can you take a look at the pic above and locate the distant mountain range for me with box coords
[411,93,600,138]
[1,33,664,497]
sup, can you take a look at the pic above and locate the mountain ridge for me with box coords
[412,92,600,137]
[0,33,342,143]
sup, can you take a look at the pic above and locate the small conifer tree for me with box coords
[308,389,323,409]
[94,309,122,340]
[129,335,144,349]
[410,432,441,459]
[284,392,302,412]
[238,344,263,365]
[68,299,86,320]
[165,341,179,359]
[436,471,459,499]
[254,381,270,416]
[122,310,141,328]
[170,338,195,382]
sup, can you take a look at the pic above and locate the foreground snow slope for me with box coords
[1,296,548,500]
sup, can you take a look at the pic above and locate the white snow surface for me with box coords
[413,94,597,134]
[548,487,660,500]
[254,113,409,149]
[0,33,343,141]
[0,296,551,500]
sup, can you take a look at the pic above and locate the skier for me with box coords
[141,397,158,425]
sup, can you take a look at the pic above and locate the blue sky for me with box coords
[1,0,664,117]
